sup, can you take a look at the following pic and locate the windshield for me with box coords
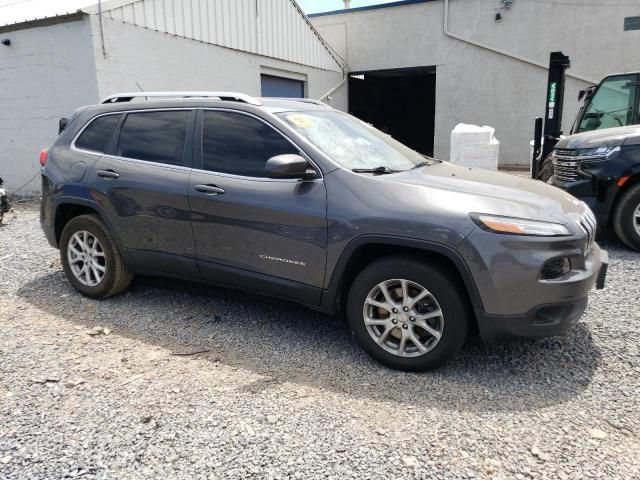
[277,110,429,171]
[577,74,639,132]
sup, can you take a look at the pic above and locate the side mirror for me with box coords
[265,154,315,179]
[578,90,586,101]
[59,117,69,134]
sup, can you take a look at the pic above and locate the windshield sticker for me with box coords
[286,114,315,129]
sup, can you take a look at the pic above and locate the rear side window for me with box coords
[117,110,190,166]
[75,114,121,153]
[202,110,298,177]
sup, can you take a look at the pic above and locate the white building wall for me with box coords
[88,16,346,110]
[0,17,99,194]
[312,0,640,166]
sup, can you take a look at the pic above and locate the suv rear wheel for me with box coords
[60,214,133,298]
[346,256,470,371]
[612,183,640,251]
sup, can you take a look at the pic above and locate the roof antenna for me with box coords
[136,82,148,101]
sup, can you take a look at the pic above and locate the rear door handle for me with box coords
[97,169,120,179]
[195,184,225,195]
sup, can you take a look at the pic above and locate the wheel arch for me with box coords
[320,236,483,317]
[610,172,640,225]
[53,198,126,258]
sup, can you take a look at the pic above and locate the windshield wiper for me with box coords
[352,166,396,175]
[413,154,437,169]
[412,161,430,169]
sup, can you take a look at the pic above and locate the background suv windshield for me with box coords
[578,74,639,132]
[278,110,426,171]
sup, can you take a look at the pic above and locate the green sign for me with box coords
[548,82,557,102]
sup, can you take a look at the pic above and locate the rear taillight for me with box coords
[39,149,48,166]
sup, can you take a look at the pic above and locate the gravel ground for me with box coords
[0,201,639,480]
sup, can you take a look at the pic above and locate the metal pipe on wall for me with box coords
[318,66,349,102]
[442,0,596,84]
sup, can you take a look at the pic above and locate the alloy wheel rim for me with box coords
[634,203,640,237]
[67,230,106,287]
[363,279,444,358]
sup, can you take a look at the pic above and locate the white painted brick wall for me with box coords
[0,17,99,195]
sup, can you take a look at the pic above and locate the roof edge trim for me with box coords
[0,12,85,33]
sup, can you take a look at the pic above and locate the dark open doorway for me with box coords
[348,66,436,156]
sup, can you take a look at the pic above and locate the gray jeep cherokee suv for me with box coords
[40,92,608,371]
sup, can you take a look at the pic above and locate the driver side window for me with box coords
[202,111,299,177]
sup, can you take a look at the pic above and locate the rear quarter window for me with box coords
[75,114,121,153]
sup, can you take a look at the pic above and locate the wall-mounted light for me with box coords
[1,39,10,46]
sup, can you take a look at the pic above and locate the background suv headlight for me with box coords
[471,214,571,236]
[576,145,620,160]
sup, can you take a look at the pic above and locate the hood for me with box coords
[377,162,586,225]
[557,125,640,149]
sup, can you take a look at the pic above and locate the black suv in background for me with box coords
[41,92,607,371]
[549,125,640,251]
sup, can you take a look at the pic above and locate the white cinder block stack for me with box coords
[450,123,500,170]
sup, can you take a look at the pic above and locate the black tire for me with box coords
[60,214,133,298]
[612,183,640,251]
[536,155,554,183]
[346,256,470,371]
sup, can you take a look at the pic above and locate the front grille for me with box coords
[552,149,580,182]
[577,206,597,252]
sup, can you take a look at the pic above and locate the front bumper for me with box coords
[476,248,608,343]
[548,148,637,226]
[459,221,608,343]
[550,176,614,226]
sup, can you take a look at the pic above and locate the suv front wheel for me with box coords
[346,256,470,371]
[60,214,133,298]
[613,183,640,251]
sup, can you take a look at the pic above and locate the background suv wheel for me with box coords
[346,256,470,371]
[536,155,554,183]
[60,214,133,298]
[613,184,640,251]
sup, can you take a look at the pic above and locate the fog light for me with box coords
[541,257,571,279]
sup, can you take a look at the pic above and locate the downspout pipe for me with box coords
[97,0,107,58]
[318,66,349,102]
[443,0,597,84]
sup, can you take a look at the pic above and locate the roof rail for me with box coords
[100,91,262,106]
[267,97,330,107]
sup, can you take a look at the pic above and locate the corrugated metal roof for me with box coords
[0,0,344,71]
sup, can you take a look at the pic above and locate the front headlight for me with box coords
[471,213,571,236]
[575,145,620,159]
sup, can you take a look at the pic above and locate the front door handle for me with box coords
[195,184,225,195]
[97,169,120,179]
